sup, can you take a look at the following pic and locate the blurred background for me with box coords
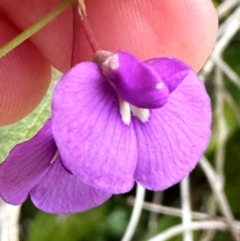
[0,0,240,240]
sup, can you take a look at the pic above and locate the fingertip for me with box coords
[0,15,51,126]
[78,0,218,71]
[0,0,73,72]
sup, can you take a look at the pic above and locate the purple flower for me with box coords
[0,50,211,214]
[0,120,111,214]
[51,50,212,194]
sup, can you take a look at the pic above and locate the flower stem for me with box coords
[0,0,77,58]
[71,4,81,66]
[77,2,100,53]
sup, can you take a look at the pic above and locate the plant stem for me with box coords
[121,184,145,241]
[78,2,100,53]
[71,4,81,66]
[180,176,193,241]
[0,0,77,58]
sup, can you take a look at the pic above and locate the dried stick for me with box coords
[128,199,240,228]
[199,157,240,241]
[215,67,227,180]
[148,192,163,230]
[180,176,193,241]
[148,221,240,241]
[201,67,229,241]
[214,57,240,89]
[0,199,21,241]
[121,184,145,241]
[217,0,240,18]
[200,6,240,80]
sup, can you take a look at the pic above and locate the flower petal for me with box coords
[0,120,56,204]
[100,51,169,109]
[145,57,191,92]
[133,71,211,190]
[30,156,112,214]
[52,62,137,194]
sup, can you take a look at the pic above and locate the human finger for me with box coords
[78,0,218,71]
[0,14,51,126]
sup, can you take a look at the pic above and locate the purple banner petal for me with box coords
[133,71,211,190]
[145,57,191,92]
[52,62,137,194]
[31,156,112,214]
[0,120,56,204]
[103,51,169,109]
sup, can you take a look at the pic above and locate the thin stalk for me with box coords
[121,184,145,241]
[0,199,21,241]
[128,198,240,233]
[148,192,163,230]
[77,1,100,53]
[200,157,240,241]
[71,4,81,66]
[180,176,193,241]
[0,0,77,58]
[148,221,240,241]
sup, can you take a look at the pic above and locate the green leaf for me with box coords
[0,71,60,163]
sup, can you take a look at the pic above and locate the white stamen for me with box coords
[50,150,59,164]
[120,99,131,125]
[130,105,150,123]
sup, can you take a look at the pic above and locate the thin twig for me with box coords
[199,6,240,80]
[217,0,240,18]
[148,192,163,230]
[200,196,218,241]
[214,7,240,55]
[121,184,145,241]
[214,57,240,89]
[217,6,240,40]
[203,68,228,241]
[148,221,240,241]
[214,66,227,180]
[223,90,240,128]
[180,176,193,241]
[199,157,240,241]
[0,199,21,241]
[128,199,240,227]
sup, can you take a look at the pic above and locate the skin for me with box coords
[0,0,218,126]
